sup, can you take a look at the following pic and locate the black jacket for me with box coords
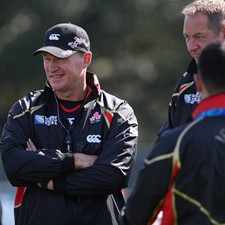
[1,72,138,225]
[160,60,200,134]
[121,93,225,225]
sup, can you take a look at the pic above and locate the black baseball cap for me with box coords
[34,23,90,58]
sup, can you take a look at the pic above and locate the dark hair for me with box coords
[198,42,225,91]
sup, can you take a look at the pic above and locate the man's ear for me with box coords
[83,51,92,68]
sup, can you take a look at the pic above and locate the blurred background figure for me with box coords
[160,0,225,134]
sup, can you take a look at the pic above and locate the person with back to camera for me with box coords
[0,22,138,225]
[120,41,225,225]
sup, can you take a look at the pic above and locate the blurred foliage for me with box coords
[0,0,192,152]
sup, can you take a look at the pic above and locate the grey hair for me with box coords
[182,0,225,34]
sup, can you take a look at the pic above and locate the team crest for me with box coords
[90,112,101,124]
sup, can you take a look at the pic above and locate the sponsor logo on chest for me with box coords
[34,115,76,126]
[67,117,75,125]
[34,115,58,126]
[86,135,101,143]
[89,111,101,124]
[184,92,201,104]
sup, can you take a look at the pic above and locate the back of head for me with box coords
[182,0,225,33]
[198,41,225,91]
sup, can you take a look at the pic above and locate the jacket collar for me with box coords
[187,59,198,75]
[192,93,225,119]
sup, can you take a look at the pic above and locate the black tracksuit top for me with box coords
[122,93,225,225]
[160,60,199,134]
[1,73,138,225]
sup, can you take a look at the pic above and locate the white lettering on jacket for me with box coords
[34,115,58,126]
[184,92,201,104]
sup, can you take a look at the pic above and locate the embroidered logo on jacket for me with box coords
[67,117,75,125]
[86,135,101,143]
[34,115,58,126]
[184,92,201,104]
[89,112,101,124]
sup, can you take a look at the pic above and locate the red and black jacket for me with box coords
[1,72,138,225]
[122,93,225,225]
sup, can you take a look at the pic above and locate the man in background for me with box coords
[161,0,225,133]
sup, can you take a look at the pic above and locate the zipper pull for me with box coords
[65,130,72,153]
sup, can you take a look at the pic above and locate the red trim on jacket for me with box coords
[161,161,180,225]
[192,93,225,119]
[59,103,81,113]
[59,86,92,113]
[15,186,27,208]
[104,111,114,128]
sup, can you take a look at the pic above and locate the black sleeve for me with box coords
[161,76,184,134]
[121,134,174,225]
[53,102,138,196]
[1,101,74,187]
[158,72,190,138]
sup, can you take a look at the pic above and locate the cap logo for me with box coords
[68,36,88,50]
[49,33,61,41]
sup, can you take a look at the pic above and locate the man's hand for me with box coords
[38,154,98,191]
[26,139,46,156]
[73,153,98,169]
[47,180,54,190]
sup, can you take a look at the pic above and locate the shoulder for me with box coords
[164,119,201,148]
[157,125,185,148]
[170,119,205,162]
[8,89,46,117]
[147,120,199,164]
[99,90,125,108]
[98,90,138,129]
[99,90,136,117]
[144,126,184,167]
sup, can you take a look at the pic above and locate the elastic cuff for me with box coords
[54,176,66,192]
[62,157,74,172]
